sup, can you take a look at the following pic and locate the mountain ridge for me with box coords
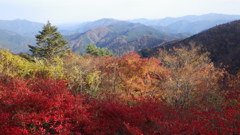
[66,22,176,55]
[0,13,240,54]
[140,20,240,73]
[131,13,240,34]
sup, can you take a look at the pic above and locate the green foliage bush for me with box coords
[86,44,114,57]
[0,49,65,79]
[61,54,105,96]
[0,49,106,97]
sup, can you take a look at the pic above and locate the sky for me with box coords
[0,0,240,24]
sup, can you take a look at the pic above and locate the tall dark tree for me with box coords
[28,21,69,59]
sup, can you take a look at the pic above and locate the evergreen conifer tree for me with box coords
[28,21,68,59]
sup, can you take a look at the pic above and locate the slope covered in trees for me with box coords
[141,20,240,73]
[0,46,239,134]
[0,17,239,135]
[66,22,177,55]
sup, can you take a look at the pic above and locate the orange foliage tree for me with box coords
[99,52,169,101]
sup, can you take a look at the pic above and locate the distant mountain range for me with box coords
[0,29,34,53]
[131,13,240,34]
[140,20,240,73]
[0,19,43,53]
[58,18,126,35]
[65,21,183,55]
[0,13,240,54]
[0,19,43,36]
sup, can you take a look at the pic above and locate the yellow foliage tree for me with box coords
[158,44,225,108]
[62,54,104,96]
[0,49,65,79]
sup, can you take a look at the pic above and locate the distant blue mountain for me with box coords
[58,18,127,35]
[0,19,43,36]
[0,29,35,53]
[0,19,43,53]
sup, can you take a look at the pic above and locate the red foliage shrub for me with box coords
[0,75,239,134]
[0,77,92,134]
[89,99,239,135]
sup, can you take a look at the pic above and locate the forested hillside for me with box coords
[0,21,239,134]
[141,20,240,73]
[0,46,239,134]
[66,22,172,55]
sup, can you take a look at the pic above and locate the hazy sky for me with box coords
[0,0,240,24]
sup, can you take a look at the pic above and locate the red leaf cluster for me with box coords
[0,76,239,134]
[0,77,92,134]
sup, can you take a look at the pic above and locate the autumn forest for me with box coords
[0,19,239,135]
